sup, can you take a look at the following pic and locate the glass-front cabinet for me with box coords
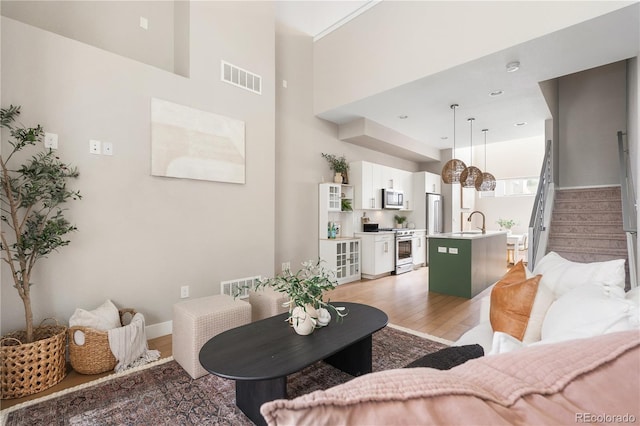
[319,239,360,285]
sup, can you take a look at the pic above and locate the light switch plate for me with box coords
[449,248,458,254]
[89,139,101,154]
[102,142,113,156]
[44,132,58,149]
[438,246,447,253]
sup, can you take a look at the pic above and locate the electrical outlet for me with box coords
[281,262,290,273]
[180,285,189,298]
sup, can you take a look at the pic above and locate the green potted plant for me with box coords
[253,260,346,335]
[497,218,517,233]
[0,105,81,399]
[321,153,349,184]
[394,214,407,228]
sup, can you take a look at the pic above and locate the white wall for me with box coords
[558,61,627,187]
[1,1,275,333]
[468,136,545,234]
[275,23,418,272]
[1,0,186,75]
[313,1,630,115]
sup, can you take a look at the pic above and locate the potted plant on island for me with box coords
[0,105,81,399]
[253,260,347,335]
[321,153,349,184]
[497,218,517,234]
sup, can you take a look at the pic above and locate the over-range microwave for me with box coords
[382,189,403,209]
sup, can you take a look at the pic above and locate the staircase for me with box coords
[547,186,629,289]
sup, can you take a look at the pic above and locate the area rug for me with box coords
[2,325,450,426]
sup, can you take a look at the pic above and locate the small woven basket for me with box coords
[69,308,136,375]
[1,319,68,399]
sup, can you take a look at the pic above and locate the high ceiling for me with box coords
[276,1,639,159]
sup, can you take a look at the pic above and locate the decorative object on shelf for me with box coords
[394,214,408,228]
[328,222,338,239]
[0,105,81,399]
[321,153,349,184]
[497,218,517,233]
[441,104,467,184]
[333,172,343,184]
[252,260,347,335]
[460,117,483,189]
[341,198,352,211]
[476,129,497,191]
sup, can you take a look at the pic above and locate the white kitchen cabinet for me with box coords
[350,161,382,210]
[319,239,361,284]
[412,230,427,267]
[356,232,395,279]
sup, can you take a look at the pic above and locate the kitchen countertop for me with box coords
[431,230,507,240]
[354,231,396,235]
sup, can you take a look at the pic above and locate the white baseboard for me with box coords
[146,320,172,339]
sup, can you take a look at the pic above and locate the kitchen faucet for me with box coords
[468,211,486,234]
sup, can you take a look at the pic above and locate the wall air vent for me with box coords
[221,60,262,95]
[220,275,262,299]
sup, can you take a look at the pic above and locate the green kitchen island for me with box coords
[428,231,508,299]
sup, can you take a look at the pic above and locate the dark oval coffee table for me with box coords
[199,302,388,426]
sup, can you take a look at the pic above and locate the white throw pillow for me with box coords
[522,281,555,344]
[532,251,626,297]
[541,284,637,343]
[69,299,120,330]
[626,287,640,306]
[489,331,527,355]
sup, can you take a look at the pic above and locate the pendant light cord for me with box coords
[468,118,475,166]
[483,129,488,170]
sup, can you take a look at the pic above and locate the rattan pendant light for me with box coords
[441,104,467,184]
[460,117,483,188]
[476,128,497,191]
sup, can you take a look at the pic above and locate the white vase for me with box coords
[290,305,317,335]
[316,308,331,327]
[333,172,343,184]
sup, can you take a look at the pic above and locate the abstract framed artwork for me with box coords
[151,98,246,184]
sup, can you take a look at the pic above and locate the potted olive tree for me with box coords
[0,105,81,399]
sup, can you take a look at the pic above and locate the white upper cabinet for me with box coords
[350,161,413,210]
[350,161,381,209]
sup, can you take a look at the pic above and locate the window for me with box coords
[479,177,539,198]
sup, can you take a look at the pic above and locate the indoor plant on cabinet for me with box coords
[0,105,81,399]
[254,260,346,335]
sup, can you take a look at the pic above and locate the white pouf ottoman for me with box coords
[173,295,251,379]
[248,287,289,321]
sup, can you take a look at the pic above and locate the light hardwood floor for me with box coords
[2,266,485,409]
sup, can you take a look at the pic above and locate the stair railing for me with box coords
[617,131,637,288]
[528,139,553,269]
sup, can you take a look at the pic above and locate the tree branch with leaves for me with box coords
[0,105,81,343]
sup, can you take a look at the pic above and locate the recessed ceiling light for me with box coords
[398,115,408,119]
[489,90,504,97]
[514,121,528,127]
[506,61,520,73]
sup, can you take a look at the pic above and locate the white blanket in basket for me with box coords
[108,312,160,372]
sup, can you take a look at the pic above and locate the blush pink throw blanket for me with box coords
[261,330,640,426]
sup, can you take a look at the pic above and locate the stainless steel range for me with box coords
[394,229,414,274]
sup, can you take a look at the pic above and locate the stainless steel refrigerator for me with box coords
[425,193,443,265]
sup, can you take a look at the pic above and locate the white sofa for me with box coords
[455,251,640,354]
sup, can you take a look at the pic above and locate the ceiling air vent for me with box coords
[221,60,261,95]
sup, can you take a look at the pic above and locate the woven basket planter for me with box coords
[0,321,68,399]
[69,308,136,375]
